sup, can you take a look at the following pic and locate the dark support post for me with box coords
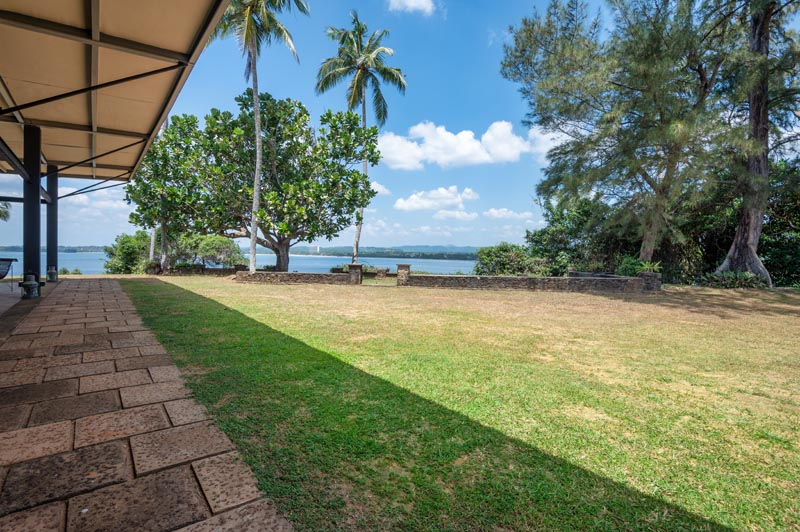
[47,164,58,282]
[23,125,42,292]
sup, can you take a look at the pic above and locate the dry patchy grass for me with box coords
[122,277,800,531]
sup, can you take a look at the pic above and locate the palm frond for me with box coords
[369,73,389,126]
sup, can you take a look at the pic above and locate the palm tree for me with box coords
[213,0,309,273]
[316,11,406,264]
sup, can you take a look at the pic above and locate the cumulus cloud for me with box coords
[370,182,391,196]
[394,185,479,211]
[433,209,478,221]
[387,0,435,15]
[379,121,564,170]
[483,208,533,220]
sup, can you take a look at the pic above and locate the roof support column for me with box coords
[47,164,58,282]
[23,124,42,290]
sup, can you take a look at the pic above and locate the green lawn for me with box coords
[121,277,800,531]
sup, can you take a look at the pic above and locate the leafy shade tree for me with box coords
[175,234,245,267]
[213,0,309,274]
[502,0,742,262]
[104,231,151,274]
[0,202,9,221]
[126,115,203,269]
[316,10,406,263]
[199,91,379,271]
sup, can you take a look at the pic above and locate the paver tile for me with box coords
[0,339,32,352]
[44,361,115,382]
[74,404,169,448]
[115,354,172,371]
[130,421,234,474]
[28,390,120,427]
[120,381,189,408]
[79,369,151,394]
[0,360,16,373]
[13,354,82,371]
[164,399,209,426]
[137,344,167,356]
[107,325,148,333]
[0,369,43,389]
[0,501,65,531]
[192,452,261,514]
[66,466,209,532]
[0,379,78,407]
[0,405,31,432]
[0,347,53,362]
[0,421,73,466]
[82,347,139,363]
[29,334,84,348]
[149,365,182,382]
[175,499,292,532]
[0,440,130,514]
[54,341,110,355]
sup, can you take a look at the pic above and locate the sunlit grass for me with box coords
[122,277,800,531]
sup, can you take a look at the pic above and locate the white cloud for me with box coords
[370,182,391,196]
[483,208,533,220]
[394,185,479,211]
[433,209,478,221]
[379,121,564,170]
[387,0,435,15]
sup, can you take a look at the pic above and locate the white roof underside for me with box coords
[0,0,228,181]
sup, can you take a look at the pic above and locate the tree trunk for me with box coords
[159,221,169,270]
[274,241,290,272]
[638,198,665,262]
[248,44,263,275]
[717,2,773,287]
[352,93,368,264]
[149,227,156,261]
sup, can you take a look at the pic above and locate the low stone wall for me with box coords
[235,271,353,285]
[398,269,660,293]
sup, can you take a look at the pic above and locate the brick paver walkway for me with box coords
[0,279,292,531]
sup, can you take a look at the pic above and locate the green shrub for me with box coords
[58,267,70,275]
[331,263,377,273]
[474,243,537,276]
[697,271,768,289]
[616,256,662,276]
[70,268,82,275]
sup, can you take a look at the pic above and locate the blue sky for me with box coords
[1,0,563,248]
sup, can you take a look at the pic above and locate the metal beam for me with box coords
[0,116,148,139]
[0,10,189,64]
[43,139,144,177]
[129,0,229,182]
[0,195,23,203]
[0,135,28,181]
[90,0,99,180]
[39,187,51,204]
[46,160,131,172]
[0,64,184,117]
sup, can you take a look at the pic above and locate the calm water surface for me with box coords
[0,252,475,276]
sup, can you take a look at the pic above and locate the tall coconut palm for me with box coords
[213,0,309,273]
[316,11,406,264]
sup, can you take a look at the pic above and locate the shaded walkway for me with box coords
[0,279,290,531]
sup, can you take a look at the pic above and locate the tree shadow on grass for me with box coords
[599,286,800,320]
[123,278,734,532]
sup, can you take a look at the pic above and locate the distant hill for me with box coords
[0,245,106,253]
[287,245,479,260]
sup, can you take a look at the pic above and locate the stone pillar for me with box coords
[397,264,411,286]
[348,264,363,285]
[639,272,662,292]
